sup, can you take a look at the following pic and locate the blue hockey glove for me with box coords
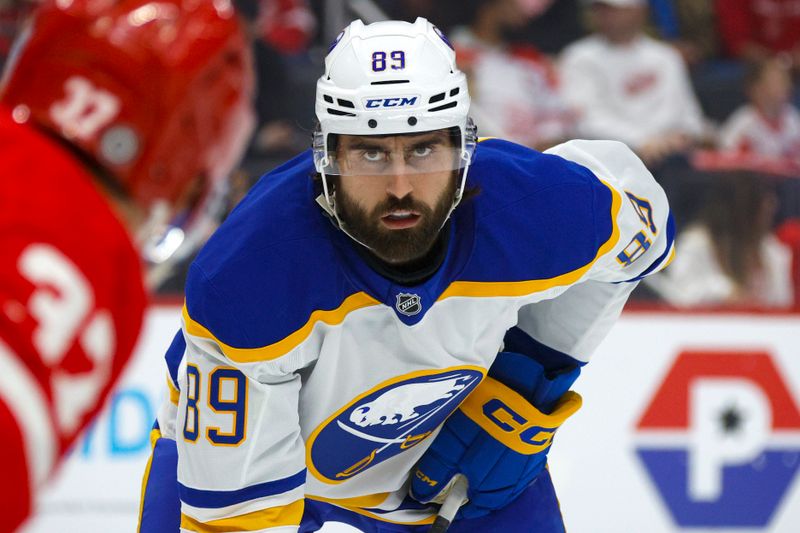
[410,352,581,519]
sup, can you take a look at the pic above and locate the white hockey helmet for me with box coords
[313,18,477,216]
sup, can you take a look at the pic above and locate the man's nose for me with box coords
[385,161,414,199]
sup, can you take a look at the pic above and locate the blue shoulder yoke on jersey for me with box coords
[183,139,620,364]
[183,150,370,362]
[457,138,617,285]
[164,330,184,392]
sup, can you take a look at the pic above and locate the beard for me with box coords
[335,178,457,265]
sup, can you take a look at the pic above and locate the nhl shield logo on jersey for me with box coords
[395,292,422,316]
[307,367,484,483]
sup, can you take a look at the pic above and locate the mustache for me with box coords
[375,195,432,216]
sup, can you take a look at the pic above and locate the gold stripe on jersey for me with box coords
[179,499,303,532]
[167,374,180,405]
[664,243,676,268]
[306,495,437,526]
[305,491,389,509]
[182,292,381,364]
[438,179,622,300]
[137,428,163,533]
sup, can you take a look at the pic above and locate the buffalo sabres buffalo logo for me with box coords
[308,367,484,483]
[395,292,422,316]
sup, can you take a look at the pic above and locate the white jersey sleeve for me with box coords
[175,313,306,532]
[514,139,674,363]
[547,138,674,284]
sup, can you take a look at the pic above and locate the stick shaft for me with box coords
[427,475,468,533]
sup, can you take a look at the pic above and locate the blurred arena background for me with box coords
[2,0,799,531]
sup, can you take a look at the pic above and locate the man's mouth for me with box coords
[381,209,421,229]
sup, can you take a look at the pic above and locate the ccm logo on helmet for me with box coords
[364,96,419,108]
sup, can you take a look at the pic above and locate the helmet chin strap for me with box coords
[317,169,376,252]
[440,145,473,231]
[442,116,477,227]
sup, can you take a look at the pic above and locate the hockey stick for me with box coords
[427,475,468,533]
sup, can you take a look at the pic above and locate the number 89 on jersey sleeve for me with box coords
[183,364,248,446]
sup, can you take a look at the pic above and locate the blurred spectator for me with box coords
[248,39,312,157]
[375,0,453,26]
[508,0,587,55]
[255,0,316,55]
[716,0,800,70]
[240,0,317,159]
[451,0,575,150]
[647,172,794,308]
[697,58,800,234]
[559,0,706,165]
[719,58,800,167]
[647,0,718,66]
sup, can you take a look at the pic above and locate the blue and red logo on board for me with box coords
[635,350,800,528]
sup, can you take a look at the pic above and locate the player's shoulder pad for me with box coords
[183,150,373,368]
[460,138,621,283]
[545,139,675,283]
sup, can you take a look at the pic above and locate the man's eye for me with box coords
[362,150,384,162]
[412,146,433,157]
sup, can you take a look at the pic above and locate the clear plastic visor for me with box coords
[318,130,467,177]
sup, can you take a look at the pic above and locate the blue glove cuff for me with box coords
[490,351,580,413]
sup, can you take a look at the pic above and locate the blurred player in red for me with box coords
[0,0,254,530]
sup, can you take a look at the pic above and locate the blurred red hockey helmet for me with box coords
[0,0,255,209]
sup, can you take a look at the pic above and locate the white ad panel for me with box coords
[21,306,182,533]
[550,313,800,533]
[19,307,800,533]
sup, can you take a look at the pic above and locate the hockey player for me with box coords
[0,1,254,531]
[140,17,674,532]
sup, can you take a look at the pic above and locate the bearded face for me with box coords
[332,130,459,265]
[335,174,456,264]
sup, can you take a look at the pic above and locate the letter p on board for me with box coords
[689,378,771,501]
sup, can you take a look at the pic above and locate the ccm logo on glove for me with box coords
[415,470,438,487]
[459,378,582,455]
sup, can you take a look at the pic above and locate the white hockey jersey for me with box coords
[158,138,674,531]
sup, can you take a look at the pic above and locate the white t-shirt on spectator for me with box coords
[559,34,705,149]
[647,225,794,308]
[451,28,574,149]
[719,103,800,160]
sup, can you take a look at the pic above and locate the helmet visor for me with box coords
[317,128,468,177]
